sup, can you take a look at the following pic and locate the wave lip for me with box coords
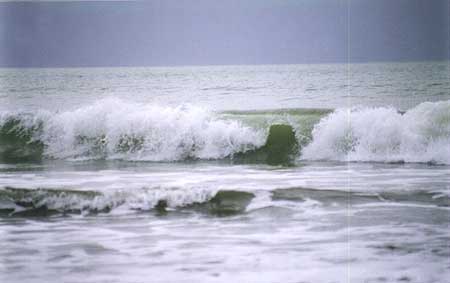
[302,100,450,165]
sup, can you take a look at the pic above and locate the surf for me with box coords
[0,99,314,165]
[2,185,448,218]
[0,99,449,165]
[302,100,450,165]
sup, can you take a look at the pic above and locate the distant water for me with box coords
[0,62,449,283]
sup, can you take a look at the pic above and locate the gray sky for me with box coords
[0,0,449,67]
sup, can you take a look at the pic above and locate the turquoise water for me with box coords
[0,62,449,283]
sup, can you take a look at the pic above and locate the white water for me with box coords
[1,161,449,283]
[1,62,449,283]
[2,99,450,164]
[1,99,265,161]
[303,100,450,164]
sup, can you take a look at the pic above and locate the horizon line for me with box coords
[1,58,449,69]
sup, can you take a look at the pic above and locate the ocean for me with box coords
[0,62,449,283]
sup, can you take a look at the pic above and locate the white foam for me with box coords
[5,99,266,161]
[2,186,216,214]
[302,100,450,164]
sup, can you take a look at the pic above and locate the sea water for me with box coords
[0,62,449,283]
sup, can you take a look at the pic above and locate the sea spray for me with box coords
[302,100,450,164]
[0,99,266,162]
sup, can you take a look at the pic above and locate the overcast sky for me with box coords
[0,0,448,67]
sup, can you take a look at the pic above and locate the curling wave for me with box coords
[0,99,266,162]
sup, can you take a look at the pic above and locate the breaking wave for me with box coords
[0,99,449,165]
[1,186,447,217]
[0,187,254,217]
[0,99,266,162]
[302,100,450,165]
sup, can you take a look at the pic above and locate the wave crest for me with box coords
[1,99,265,162]
[302,101,450,164]
[1,99,449,165]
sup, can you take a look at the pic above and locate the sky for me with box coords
[0,0,449,67]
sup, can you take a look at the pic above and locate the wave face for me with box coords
[302,101,450,164]
[0,99,265,162]
[0,114,44,162]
